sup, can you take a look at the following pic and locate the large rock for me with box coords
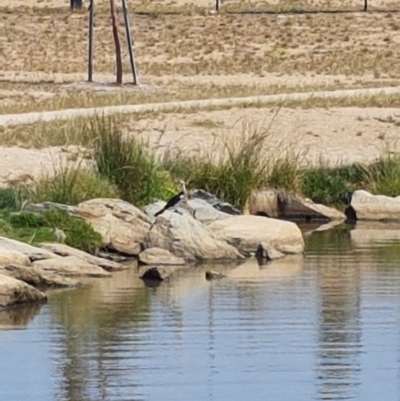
[74,198,152,255]
[208,215,305,255]
[144,210,243,262]
[347,190,400,221]
[0,264,79,288]
[0,249,32,267]
[0,274,47,309]
[245,189,345,221]
[33,256,110,278]
[139,247,186,265]
[40,243,126,272]
[0,237,59,261]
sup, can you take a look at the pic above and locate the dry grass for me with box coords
[2,7,400,79]
[3,79,400,115]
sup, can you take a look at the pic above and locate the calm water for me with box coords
[2,223,400,401]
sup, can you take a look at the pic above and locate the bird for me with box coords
[154,180,188,218]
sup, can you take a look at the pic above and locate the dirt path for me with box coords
[1,85,400,128]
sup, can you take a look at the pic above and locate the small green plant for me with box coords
[8,209,102,253]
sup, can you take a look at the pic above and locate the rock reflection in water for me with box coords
[0,302,44,330]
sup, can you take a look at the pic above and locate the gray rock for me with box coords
[75,198,152,255]
[33,256,110,278]
[208,215,305,255]
[40,242,126,272]
[139,247,186,265]
[144,210,243,262]
[0,264,80,288]
[347,190,400,221]
[245,188,345,221]
[0,274,47,309]
[191,189,241,215]
[0,237,59,261]
[188,198,233,224]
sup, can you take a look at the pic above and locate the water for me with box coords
[2,223,400,401]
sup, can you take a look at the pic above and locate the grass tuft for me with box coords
[92,116,178,206]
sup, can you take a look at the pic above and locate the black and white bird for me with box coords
[154,180,188,217]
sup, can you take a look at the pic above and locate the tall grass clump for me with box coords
[362,155,400,197]
[19,165,119,206]
[92,116,177,206]
[300,163,366,206]
[163,124,271,209]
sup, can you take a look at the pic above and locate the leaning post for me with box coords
[121,0,139,85]
[88,0,94,82]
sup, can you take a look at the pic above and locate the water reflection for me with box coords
[0,303,44,330]
[3,228,400,400]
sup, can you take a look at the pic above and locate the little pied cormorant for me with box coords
[154,180,188,217]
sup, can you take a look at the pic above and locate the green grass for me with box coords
[92,116,178,206]
[0,208,102,253]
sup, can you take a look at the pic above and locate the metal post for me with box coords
[364,0,368,11]
[88,0,94,82]
[121,0,139,85]
[216,0,221,12]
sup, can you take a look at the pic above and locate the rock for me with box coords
[205,270,227,280]
[208,215,305,255]
[0,249,32,267]
[0,237,59,261]
[139,247,186,265]
[40,243,126,272]
[33,256,110,278]
[25,201,77,216]
[245,189,345,221]
[75,199,152,255]
[0,274,47,309]
[256,242,285,264]
[0,264,79,288]
[27,198,152,256]
[346,190,400,221]
[188,198,233,224]
[191,189,241,215]
[144,210,243,262]
[139,265,187,281]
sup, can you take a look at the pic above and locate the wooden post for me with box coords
[110,0,123,85]
[88,0,94,82]
[364,0,368,11]
[121,0,139,85]
[216,0,221,11]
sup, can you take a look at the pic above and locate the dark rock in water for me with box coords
[205,270,227,280]
[255,242,285,265]
[139,265,186,281]
[191,189,241,215]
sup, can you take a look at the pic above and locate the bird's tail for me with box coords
[154,208,165,217]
